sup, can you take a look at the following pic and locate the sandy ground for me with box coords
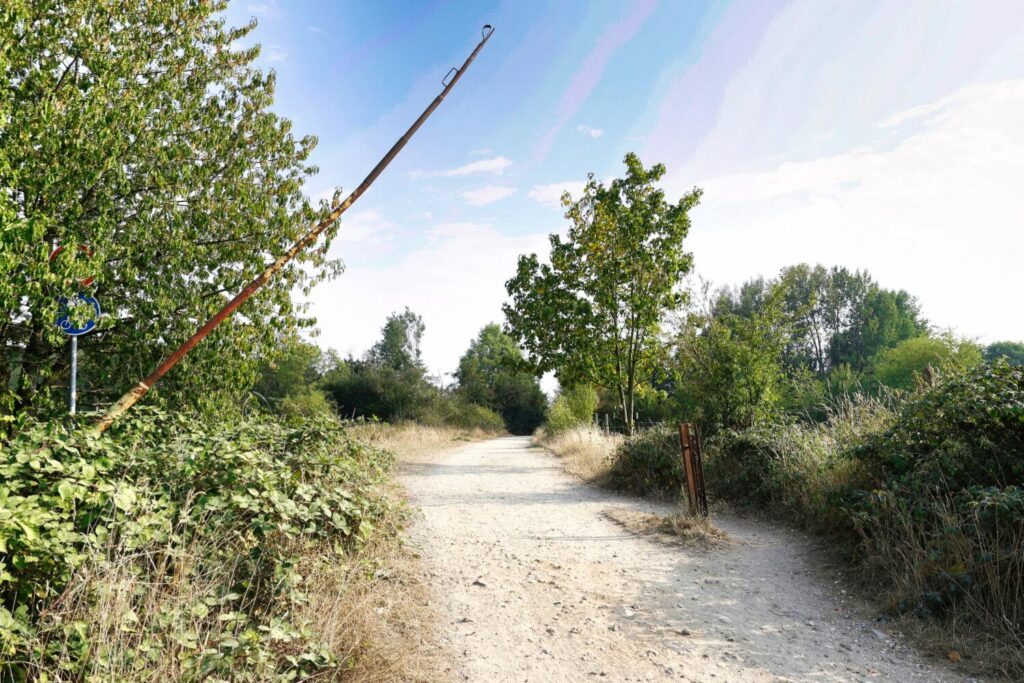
[401,436,975,683]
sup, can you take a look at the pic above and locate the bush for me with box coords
[0,408,393,681]
[870,334,983,391]
[607,425,684,499]
[846,362,1024,641]
[701,363,1024,674]
[413,397,505,432]
[855,361,1023,493]
[544,385,597,435]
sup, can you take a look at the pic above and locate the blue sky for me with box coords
[225,0,1024,383]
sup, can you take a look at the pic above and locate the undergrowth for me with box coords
[0,408,419,682]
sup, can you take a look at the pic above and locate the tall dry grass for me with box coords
[534,425,622,482]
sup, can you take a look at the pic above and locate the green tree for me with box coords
[368,307,426,376]
[871,334,984,390]
[455,324,546,435]
[0,1,335,419]
[672,285,788,432]
[504,153,700,434]
[984,341,1024,366]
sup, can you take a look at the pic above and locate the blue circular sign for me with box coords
[56,294,101,336]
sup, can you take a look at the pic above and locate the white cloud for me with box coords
[306,25,326,36]
[414,156,513,178]
[308,225,550,378]
[460,185,517,206]
[577,124,604,139]
[264,45,287,63]
[246,2,278,16]
[528,181,587,210]
[683,80,1024,343]
[333,209,396,244]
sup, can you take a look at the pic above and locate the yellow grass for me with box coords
[534,425,622,482]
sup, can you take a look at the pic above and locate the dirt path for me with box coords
[401,436,972,682]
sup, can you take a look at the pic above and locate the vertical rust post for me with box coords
[90,26,496,436]
[678,422,698,516]
[678,422,708,517]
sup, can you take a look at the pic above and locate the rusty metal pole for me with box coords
[91,25,495,436]
[678,422,698,516]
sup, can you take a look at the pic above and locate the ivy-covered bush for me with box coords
[0,408,393,681]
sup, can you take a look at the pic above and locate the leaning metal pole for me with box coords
[91,25,495,436]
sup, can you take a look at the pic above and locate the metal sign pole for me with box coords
[70,336,77,415]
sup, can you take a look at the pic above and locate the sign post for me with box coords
[55,293,100,415]
[51,245,99,415]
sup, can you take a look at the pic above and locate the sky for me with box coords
[225,0,1024,386]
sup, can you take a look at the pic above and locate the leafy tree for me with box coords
[504,153,700,434]
[984,341,1024,366]
[716,265,926,376]
[368,307,426,376]
[0,1,335,419]
[830,285,926,371]
[672,286,788,433]
[871,334,983,391]
[455,324,546,434]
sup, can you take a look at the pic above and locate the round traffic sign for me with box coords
[49,245,96,287]
[56,294,101,336]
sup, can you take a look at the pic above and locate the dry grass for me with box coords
[349,420,496,464]
[296,487,450,682]
[856,496,1024,680]
[534,425,622,482]
[602,508,730,548]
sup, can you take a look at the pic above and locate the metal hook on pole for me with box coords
[91,25,496,436]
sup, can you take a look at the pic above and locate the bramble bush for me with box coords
[702,361,1024,675]
[0,408,394,681]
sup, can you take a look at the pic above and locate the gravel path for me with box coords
[401,436,971,682]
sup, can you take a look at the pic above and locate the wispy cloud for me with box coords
[413,156,513,178]
[333,209,396,244]
[528,181,587,210]
[534,0,658,159]
[246,2,278,16]
[460,185,517,206]
[306,25,326,36]
[577,124,604,139]
[264,45,287,63]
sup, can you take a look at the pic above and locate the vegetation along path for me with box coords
[402,436,970,683]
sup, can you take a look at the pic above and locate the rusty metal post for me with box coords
[678,422,708,517]
[90,26,495,436]
[678,422,698,516]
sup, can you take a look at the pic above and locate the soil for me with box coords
[400,436,977,682]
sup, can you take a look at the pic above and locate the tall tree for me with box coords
[1,1,336,418]
[504,153,700,434]
[984,341,1024,366]
[455,324,546,434]
[367,308,425,376]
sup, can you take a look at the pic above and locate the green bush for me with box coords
[414,397,505,432]
[0,408,392,680]
[855,361,1023,493]
[607,425,684,499]
[544,385,598,435]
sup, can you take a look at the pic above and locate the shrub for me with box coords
[869,334,983,391]
[847,362,1024,645]
[0,408,393,681]
[414,397,505,432]
[607,425,684,499]
[544,385,598,435]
